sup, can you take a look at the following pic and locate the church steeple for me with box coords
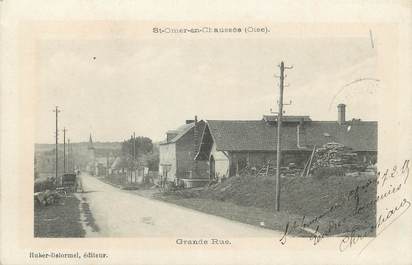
[88,133,95,150]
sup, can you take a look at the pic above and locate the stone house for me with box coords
[158,117,209,187]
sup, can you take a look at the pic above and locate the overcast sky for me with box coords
[35,37,378,144]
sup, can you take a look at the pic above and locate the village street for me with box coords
[79,173,282,237]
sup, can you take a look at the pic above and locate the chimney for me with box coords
[337,104,346,125]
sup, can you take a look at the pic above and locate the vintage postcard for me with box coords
[1,1,411,265]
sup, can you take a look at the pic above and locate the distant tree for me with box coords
[121,136,154,157]
[136,137,154,155]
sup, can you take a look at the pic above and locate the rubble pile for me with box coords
[310,142,365,173]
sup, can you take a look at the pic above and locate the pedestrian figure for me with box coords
[76,171,84,193]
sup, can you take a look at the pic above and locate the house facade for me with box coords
[159,117,209,186]
[195,104,377,181]
[109,155,149,183]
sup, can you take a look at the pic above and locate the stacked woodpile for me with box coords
[310,142,365,173]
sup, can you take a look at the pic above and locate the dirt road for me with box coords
[79,173,281,237]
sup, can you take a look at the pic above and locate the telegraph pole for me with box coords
[70,139,74,172]
[67,138,70,172]
[133,132,136,161]
[275,61,293,211]
[133,132,136,182]
[130,134,133,182]
[63,127,67,173]
[53,106,60,180]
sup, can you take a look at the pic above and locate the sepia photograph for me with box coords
[1,1,411,265]
[33,36,379,239]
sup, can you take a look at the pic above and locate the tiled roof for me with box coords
[300,121,377,152]
[159,123,194,145]
[206,119,377,152]
[159,121,205,145]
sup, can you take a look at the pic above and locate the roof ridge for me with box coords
[310,120,378,124]
[207,119,263,122]
[204,118,377,152]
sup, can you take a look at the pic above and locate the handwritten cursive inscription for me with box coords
[279,160,410,253]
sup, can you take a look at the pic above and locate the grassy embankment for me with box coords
[34,194,85,238]
[156,174,376,237]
